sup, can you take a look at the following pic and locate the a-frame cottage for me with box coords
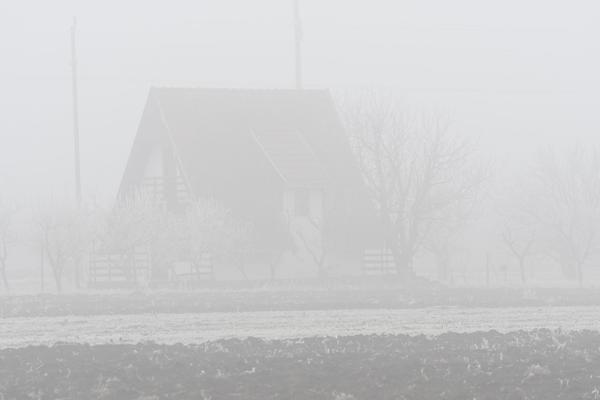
[98,88,374,284]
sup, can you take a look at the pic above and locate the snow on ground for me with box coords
[2,306,600,348]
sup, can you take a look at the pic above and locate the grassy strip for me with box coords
[3,282,600,318]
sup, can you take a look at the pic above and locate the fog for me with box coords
[3,1,600,399]
[2,1,600,199]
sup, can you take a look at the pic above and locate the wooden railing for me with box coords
[88,247,151,288]
[141,175,191,207]
[363,248,397,275]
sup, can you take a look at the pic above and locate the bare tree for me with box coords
[36,207,69,292]
[343,93,485,277]
[426,226,460,283]
[501,226,536,284]
[292,196,346,279]
[99,195,159,254]
[500,189,536,284]
[495,176,538,284]
[293,215,329,278]
[34,201,94,292]
[96,194,165,283]
[264,213,295,281]
[227,220,255,280]
[185,199,231,278]
[99,196,260,283]
[425,183,484,283]
[524,148,600,283]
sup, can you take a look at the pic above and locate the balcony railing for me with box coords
[141,175,192,207]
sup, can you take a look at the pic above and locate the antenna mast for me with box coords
[71,17,82,205]
[293,0,303,89]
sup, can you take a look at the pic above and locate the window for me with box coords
[294,189,310,217]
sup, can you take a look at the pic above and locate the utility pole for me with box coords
[40,238,44,292]
[293,0,303,90]
[71,17,82,205]
[71,17,82,289]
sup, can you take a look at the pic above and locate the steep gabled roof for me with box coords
[251,129,324,187]
[121,88,365,195]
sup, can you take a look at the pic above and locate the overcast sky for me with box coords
[1,0,599,201]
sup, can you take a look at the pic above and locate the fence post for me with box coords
[485,252,490,287]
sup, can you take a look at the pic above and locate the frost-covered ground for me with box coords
[2,306,600,348]
[7,284,600,318]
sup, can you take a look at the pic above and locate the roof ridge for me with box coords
[150,86,329,93]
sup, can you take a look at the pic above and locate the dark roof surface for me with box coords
[119,88,373,225]
[150,88,361,191]
[251,129,324,187]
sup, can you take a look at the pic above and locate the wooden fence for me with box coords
[363,248,397,275]
[141,176,191,207]
[88,248,151,288]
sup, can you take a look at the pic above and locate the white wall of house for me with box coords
[281,188,326,277]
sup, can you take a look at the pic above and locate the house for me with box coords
[116,87,374,281]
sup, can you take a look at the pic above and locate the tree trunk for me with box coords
[269,262,276,280]
[1,270,8,292]
[0,240,7,291]
[52,265,63,293]
[435,252,450,283]
[269,252,281,281]
[518,258,526,284]
[40,245,45,292]
[74,257,81,289]
[237,254,248,281]
[0,262,8,292]
[318,261,328,280]
[576,263,584,287]
[392,248,415,279]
